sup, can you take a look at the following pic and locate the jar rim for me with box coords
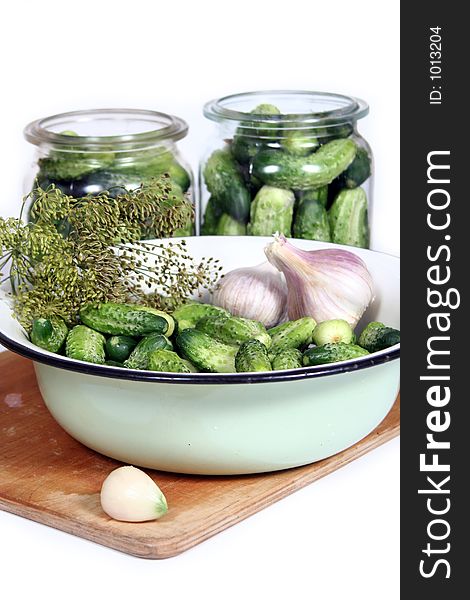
[24,108,188,150]
[203,90,369,126]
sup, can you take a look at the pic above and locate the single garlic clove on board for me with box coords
[100,465,168,522]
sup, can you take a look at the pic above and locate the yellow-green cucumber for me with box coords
[235,339,272,372]
[65,325,106,364]
[328,187,369,248]
[248,186,295,237]
[79,303,173,336]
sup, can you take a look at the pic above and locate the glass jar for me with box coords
[24,108,195,237]
[200,91,373,248]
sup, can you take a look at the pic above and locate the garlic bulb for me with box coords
[100,466,168,522]
[264,235,373,328]
[212,262,287,328]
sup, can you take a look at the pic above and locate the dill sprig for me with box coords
[0,177,221,329]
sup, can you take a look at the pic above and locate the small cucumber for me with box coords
[312,320,355,345]
[339,147,372,188]
[30,316,68,353]
[248,186,295,237]
[324,123,354,140]
[65,325,106,364]
[292,197,331,241]
[123,333,173,370]
[235,339,272,373]
[195,314,271,348]
[79,303,172,337]
[216,213,247,235]
[295,186,329,208]
[231,135,261,165]
[176,329,238,373]
[271,348,303,370]
[231,104,282,165]
[282,130,319,156]
[303,342,369,366]
[172,302,230,332]
[250,103,282,139]
[269,317,317,353]
[203,148,251,223]
[358,322,400,353]
[148,349,192,373]
[201,196,223,235]
[252,139,357,190]
[105,335,138,363]
[329,187,369,248]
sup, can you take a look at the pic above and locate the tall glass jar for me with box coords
[24,108,195,237]
[200,91,373,248]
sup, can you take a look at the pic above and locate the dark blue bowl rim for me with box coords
[0,329,400,385]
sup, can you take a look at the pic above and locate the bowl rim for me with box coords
[0,328,400,385]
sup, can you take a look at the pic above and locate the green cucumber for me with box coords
[176,329,238,373]
[268,317,317,353]
[172,302,230,332]
[339,146,372,188]
[65,325,106,364]
[271,348,303,370]
[358,322,400,353]
[230,102,282,165]
[292,197,331,241]
[216,213,247,235]
[282,130,319,156]
[30,316,68,353]
[235,339,272,372]
[148,349,192,373]
[105,335,138,363]
[231,135,261,165]
[252,139,357,190]
[303,342,369,366]
[295,186,329,208]
[324,123,354,140]
[203,148,251,223]
[195,314,271,348]
[123,333,173,370]
[79,303,171,336]
[201,196,223,235]
[329,187,369,248]
[248,186,295,237]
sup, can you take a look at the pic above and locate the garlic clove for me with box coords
[265,235,373,328]
[212,261,287,329]
[100,466,168,522]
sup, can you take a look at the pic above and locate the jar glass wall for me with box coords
[24,108,195,238]
[199,91,373,248]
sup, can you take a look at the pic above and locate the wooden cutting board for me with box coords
[0,351,400,559]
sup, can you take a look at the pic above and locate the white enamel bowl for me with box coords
[0,237,400,475]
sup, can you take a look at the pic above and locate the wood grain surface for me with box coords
[0,351,400,559]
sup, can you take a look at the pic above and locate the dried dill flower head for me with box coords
[0,177,221,329]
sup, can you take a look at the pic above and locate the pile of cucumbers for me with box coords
[29,301,399,373]
[201,103,371,248]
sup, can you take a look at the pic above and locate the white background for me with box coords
[0,1,400,598]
